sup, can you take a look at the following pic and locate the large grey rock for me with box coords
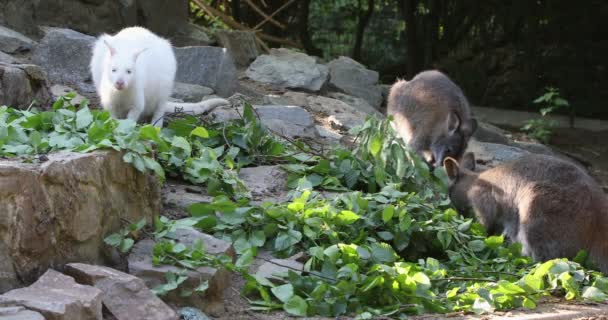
[174,46,238,97]
[171,23,214,47]
[472,121,510,145]
[0,26,36,54]
[128,228,234,316]
[215,30,259,68]
[274,91,375,132]
[239,165,290,204]
[50,85,87,106]
[178,307,211,320]
[0,1,189,40]
[172,82,214,102]
[326,92,382,115]
[0,151,160,291]
[65,263,178,320]
[32,28,95,94]
[0,270,103,320]
[246,48,329,92]
[0,306,45,320]
[0,63,51,108]
[466,140,530,170]
[210,104,318,139]
[327,56,383,108]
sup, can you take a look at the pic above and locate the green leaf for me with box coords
[382,205,394,223]
[336,210,360,225]
[484,235,504,249]
[76,107,93,129]
[582,286,608,302]
[190,126,209,138]
[194,280,210,293]
[369,134,382,156]
[271,284,294,303]
[119,238,135,253]
[104,233,122,247]
[283,295,308,316]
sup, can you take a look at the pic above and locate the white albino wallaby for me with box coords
[90,26,229,127]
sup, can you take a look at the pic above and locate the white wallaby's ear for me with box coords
[446,111,461,135]
[104,40,117,56]
[443,157,460,180]
[133,48,148,61]
[461,152,476,171]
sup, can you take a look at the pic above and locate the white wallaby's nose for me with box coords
[115,80,125,90]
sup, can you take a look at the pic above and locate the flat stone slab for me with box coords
[0,270,103,320]
[128,228,234,315]
[0,306,45,320]
[65,263,178,320]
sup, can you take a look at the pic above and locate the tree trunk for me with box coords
[353,0,375,61]
[231,0,241,22]
[298,0,323,57]
[399,0,422,77]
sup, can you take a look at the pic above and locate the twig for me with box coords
[253,0,297,30]
[192,0,270,52]
[244,0,286,29]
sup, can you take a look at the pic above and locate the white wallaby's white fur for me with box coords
[90,26,229,127]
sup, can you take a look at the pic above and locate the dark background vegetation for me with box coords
[193,0,608,119]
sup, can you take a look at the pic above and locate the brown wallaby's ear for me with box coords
[461,152,476,171]
[443,157,460,180]
[447,111,461,135]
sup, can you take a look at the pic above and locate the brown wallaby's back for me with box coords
[445,153,608,273]
[387,70,476,167]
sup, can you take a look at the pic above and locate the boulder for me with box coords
[0,151,161,290]
[239,165,290,204]
[327,56,383,108]
[65,263,178,320]
[50,85,87,106]
[0,270,103,320]
[0,26,36,54]
[178,307,211,320]
[466,140,529,170]
[210,104,318,139]
[0,63,51,108]
[326,92,382,115]
[171,23,214,47]
[32,28,96,94]
[0,306,45,320]
[174,46,238,97]
[127,228,234,316]
[246,48,328,92]
[274,91,373,132]
[172,82,214,102]
[0,1,189,40]
[472,121,510,145]
[215,30,259,68]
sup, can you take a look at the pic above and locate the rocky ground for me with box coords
[0,19,607,320]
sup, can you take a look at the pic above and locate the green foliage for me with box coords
[103,218,146,253]
[2,96,607,318]
[521,87,571,143]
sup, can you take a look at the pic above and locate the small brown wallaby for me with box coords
[444,153,608,272]
[387,70,477,168]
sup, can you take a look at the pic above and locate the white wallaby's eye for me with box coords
[126,70,132,74]
[112,68,117,73]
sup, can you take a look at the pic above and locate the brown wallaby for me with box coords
[444,153,608,273]
[387,70,477,167]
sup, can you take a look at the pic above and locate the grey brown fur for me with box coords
[387,70,477,167]
[445,153,608,272]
